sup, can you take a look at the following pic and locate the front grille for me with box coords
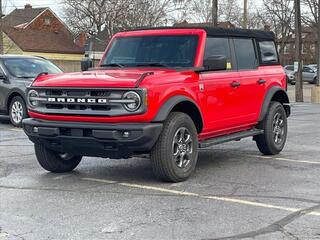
[27,87,146,116]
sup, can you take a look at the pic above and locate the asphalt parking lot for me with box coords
[0,103,320,240]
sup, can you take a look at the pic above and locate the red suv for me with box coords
[23,27,290,182]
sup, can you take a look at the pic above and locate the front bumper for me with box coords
[23,118,163,158]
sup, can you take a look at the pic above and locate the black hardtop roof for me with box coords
[125,26,275,41]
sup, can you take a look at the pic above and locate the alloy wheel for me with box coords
[172,127,193,169]
[11,101,24,124]
[272,112,285,145]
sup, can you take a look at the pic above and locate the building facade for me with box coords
[1,4,84,72]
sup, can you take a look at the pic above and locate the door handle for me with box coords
[258,79,266,84]
[231,81,241,88]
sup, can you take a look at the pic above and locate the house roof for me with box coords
[3,27,84,54]
[2,7,47,28]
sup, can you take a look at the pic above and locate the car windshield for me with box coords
[2,58,62,78]
[102,35,198,68]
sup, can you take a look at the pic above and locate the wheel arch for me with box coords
[259,86,290,122]
[152,95,204,133]
[6,90,27,114]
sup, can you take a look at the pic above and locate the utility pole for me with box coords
[311,0,320,103]
[243,0,248,29]
[317,0,320,87]
[294,0,303,102]
[0,0,3,54]
[212,0,218,27]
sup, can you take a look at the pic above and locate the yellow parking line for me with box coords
[82,177,320,216]
[249,155,320,165]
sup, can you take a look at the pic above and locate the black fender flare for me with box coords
[259,86,290,122]
[152,95,204,131]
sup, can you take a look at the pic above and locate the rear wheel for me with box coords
[150,112,198,182]
[9,96,27,127]
[35,143,82,173]
[255,101,288,155]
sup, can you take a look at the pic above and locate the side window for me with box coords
[303,67,313,73]
[259,41,279,64]
[204,37,232,69]
[233,38,257,70]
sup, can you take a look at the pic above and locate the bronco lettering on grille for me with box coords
[47,98,108,104]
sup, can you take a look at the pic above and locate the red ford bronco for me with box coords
[23,27,290,182]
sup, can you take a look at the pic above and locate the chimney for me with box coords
[77,32,87,48]
[24,4,32,9]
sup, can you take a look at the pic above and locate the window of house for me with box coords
[259,41,279,64]
[233,38,257,70]
[302,43,307,54]
[284,44,290,55]
[204,37,232,70]
[44,17,51,25]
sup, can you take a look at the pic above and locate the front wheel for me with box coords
[255,101,288,155]
[35,144,82,173]
[150,112,198,182]
[9,96,28,127]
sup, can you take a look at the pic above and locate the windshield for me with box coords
[2,58,62,78]
[102,35,198,68]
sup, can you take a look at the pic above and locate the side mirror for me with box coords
[203,55,227,71]
[81,58,93,71]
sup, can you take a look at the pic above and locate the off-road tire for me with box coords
[255,101,288,155]
[35,143,82,173]
[9,96,27,127]
[150,112,198,182]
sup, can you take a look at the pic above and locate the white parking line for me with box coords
[9,128,22,132]
[82,177,320,216]
[249,155,320,165]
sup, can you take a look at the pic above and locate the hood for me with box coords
[32,69,172,88]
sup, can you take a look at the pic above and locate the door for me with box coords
[232,38,266,124]
[200,37,243,134]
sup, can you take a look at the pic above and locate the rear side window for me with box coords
[204,37,232,63]
[233,38,257,70]
[259,41,279,64]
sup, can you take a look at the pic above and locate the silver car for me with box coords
[284,65,317,84]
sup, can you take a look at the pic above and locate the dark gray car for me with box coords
[0,55,62,126]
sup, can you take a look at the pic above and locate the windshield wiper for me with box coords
[136,63,171,68]
[100,63,125,68]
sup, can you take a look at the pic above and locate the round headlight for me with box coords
[122,91,141,112]
[28,90,39,107]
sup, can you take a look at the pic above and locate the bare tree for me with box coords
[63,0,183,37]
[258,0,295,63]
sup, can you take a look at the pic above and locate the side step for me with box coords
[199,128,264,149]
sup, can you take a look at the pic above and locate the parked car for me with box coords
[284,65,317,84]
[307,64,317,71]
[0,55,63,127]
[22,27,290,182]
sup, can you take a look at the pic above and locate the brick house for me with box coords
[1,4,84,72]
[278,27,317,65]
